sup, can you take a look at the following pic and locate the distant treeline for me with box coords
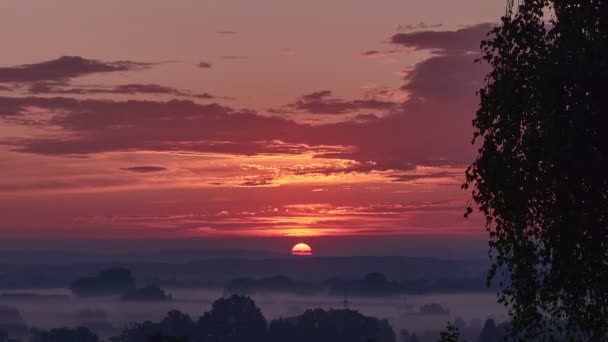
[0,256,489,293]
[1,297,512,342]
[224,271,490,297]
[1,295,397,342]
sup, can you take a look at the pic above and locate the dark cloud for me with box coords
[353,113,379,122]
[300,90,332,102]
[120,166,168,173]
[284,160,416,176]
[0,56,152,83]
[360,49,401,58]
[27,82,213,99]
[361,50,381,57]
[240,176,274,187]
[390,23,494,54]
[197,62,212,68]
[397,22,443,31]
[0,96,310,156]
[0,24,491,172]
[282,90,398,114]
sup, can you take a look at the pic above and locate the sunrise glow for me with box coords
[0,1,498,248]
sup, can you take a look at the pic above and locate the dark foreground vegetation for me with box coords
[1,295,396,342]
[461,0,608,339]
[0,294,509,342]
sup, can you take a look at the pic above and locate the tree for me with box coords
[0,330,7,342]
[111,311,196,342]
[110,321,160,342]
[199,295,267,342]
[437,323,464,342]
[158,310,195,339]
[268,308,396,342]
[465,0,608,339]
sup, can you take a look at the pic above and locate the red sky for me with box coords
[0,1,504,254]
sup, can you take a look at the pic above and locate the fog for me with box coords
[1,288,506,338]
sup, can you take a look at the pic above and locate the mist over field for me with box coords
[2,288,505,339]
[0,250,506,341]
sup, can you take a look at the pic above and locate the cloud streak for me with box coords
[120,166,168,173]
[27,82,213,99]
[0,56,153,83]
[279,90,398,115]
[390,23,493,54]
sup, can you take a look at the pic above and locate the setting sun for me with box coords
[291,243,313,256]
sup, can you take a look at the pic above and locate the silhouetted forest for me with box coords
[1,295,508,342]
[0,256,489,293]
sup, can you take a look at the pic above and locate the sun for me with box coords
[291,242,312,256]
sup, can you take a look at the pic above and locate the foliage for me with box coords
[198,295,267,342]
[437,323,464,342]
[267,308,396,342]
[110,321,162,342]
[465,0,608,340]
[111,311,197,342]
[111,295,396,342]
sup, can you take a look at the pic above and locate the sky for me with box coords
[0,1,506,255]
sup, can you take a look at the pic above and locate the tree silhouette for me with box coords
[110,321,160,342]
[158,310,195,340]
[111,311,199,342]
[0,330,7,342]
[267,308,395,342]
[437,323,464,342]
[465,0,608,339]
[199,295,267,342]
